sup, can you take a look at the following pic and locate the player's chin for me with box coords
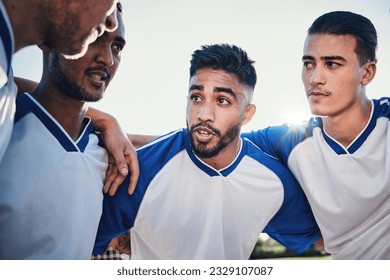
[80,89,105,103]
[85,93,104,103]
[309,105,332,117]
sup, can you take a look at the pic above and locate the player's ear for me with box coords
[242,104,256,126]
[361,60,376,86]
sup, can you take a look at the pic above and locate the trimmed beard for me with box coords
[188,121,241,159]
[49,53,101,102]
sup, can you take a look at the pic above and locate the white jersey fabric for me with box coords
[94,129,320,259]
[243,98,390,259]
[0,1,17,163]
[0,93,108,259]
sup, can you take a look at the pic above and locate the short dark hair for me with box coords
[308,11,377,65]
[189,44,257,90]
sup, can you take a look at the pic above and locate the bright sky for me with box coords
[12,0,390,135]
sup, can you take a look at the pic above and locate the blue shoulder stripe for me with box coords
[242,120,314,164]
[138,129,186,181]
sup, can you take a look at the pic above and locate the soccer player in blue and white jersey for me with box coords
[0,6,126,259]
[93,44,321,260]
[0,0,120,162]
[0,1,138,195]
[243,11,389,259]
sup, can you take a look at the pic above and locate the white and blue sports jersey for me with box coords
[0,93,108,259]
[243,98,390,259]
[94,129,320,259]
[0,1,17,163]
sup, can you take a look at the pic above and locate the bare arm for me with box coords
[127,134,158,148]
[102,134,156,194]
[87,107,139,196]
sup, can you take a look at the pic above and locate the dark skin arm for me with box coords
[99,134,157,193]
[88,108,139,196]
[14,77,139,195]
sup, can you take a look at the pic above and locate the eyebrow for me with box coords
[214,87,237,99]
[189,85,237,99]
[189,85,203,92]
[302,55,346,62]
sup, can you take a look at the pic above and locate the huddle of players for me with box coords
[0,0,388,260]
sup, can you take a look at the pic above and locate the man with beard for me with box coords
[93,44,321,260]
[2,0,138,196]
[0,0,119,161]
[0,6,126,259]
[122,11,388,260]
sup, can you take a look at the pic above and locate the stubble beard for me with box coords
[50,54,102,103]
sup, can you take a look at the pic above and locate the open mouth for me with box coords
[193,127,215,142]
[86,69,109,87]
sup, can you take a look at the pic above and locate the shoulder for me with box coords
[242,119,319,159]
[242,118,320,164]
[373,98,390,118]
[135,129,187,183]
[137,129,185,159]
[243,139,298,185]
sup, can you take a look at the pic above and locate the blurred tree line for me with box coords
[249,237,329,259]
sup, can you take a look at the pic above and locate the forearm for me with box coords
[127,134,158,148]
[86,107,140,195]
[87,107,120,134]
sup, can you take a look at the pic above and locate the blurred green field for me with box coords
[267,255,331,260]
[250,238,330,260]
